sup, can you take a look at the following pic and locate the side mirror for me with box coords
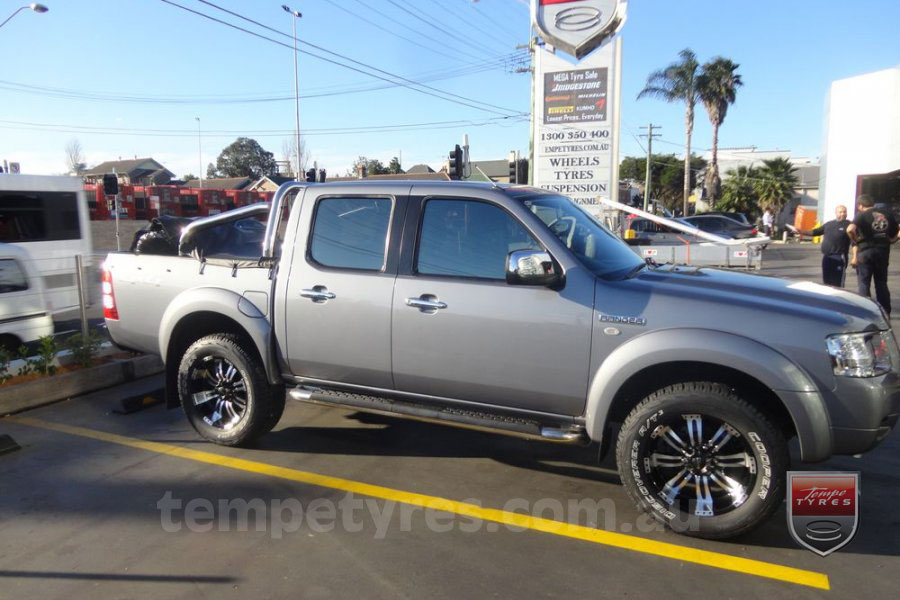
[506,250,560,287]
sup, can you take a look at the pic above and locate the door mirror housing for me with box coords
[506,250,560,287]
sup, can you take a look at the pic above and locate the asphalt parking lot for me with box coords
[2,243,899,598]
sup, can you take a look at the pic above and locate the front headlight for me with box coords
[826,331,895,377]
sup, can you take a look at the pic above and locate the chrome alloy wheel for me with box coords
[188,355,248,431]
[643,414,758,517]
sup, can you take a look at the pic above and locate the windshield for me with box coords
[516,193,644,279]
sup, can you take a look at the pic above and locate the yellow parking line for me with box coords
[8,416,830,590]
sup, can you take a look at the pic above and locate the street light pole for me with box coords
[195,117,202,189]
[0,3,49,30]
[282,4,302,179]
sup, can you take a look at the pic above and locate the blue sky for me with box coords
[1,0,898,178]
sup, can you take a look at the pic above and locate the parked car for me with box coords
[622,216,701,245]
[0,243,54,352]
[702,211,751,225]
[681,214,758,239]
[103,181,899,539]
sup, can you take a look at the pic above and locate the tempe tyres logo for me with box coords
[787,472,859,556]
[532,0,627,59]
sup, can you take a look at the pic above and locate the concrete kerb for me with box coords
[0,354,164,416]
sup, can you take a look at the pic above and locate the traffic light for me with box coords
[317,169,326,183]
[508,160,517,184]
[448,144,463,180]
[103,173,119,196]
[516,160,528,185]
[305,168,316,183]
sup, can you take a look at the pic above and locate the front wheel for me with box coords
[177,334,283,447]
[616,382,788,539]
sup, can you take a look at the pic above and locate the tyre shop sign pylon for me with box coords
[532,0,627,59]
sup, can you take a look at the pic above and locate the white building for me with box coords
[699,147,819,221]
[820,66,900,220]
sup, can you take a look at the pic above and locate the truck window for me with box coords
[309,197,392,270]
[416,198,541,280]
[512,192,645,279]
[0,259,28,293]
[0,191,80,242]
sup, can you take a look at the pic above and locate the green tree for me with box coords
[214,137,277,178]
[697,57,743,206]
[755,158,798,217]
[348,156,390,177]
[206,163,218,179]
[719,166,760,217]
[638,48,701,217]
[388,156,403,174]
[620,154,705,212]
[182,173,198,182]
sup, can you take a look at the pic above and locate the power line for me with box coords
[461,0,524,40]
[318,0,478,66]
[156,0,522,117]
[425,0,521,50]
[351,0,503,64]
[633,131,801,162]
[193,0,524,116]
[381,0,501,60]
[419,0,517,54]
[0,115,529,138]
[0,55,526,106]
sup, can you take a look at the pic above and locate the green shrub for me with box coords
[30,335,59,376]
[16,345,34,376]
[0,348,12,385]
[65,331,103,368]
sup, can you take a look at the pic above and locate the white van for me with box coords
[0,174,93,314]
[0,243,54,353]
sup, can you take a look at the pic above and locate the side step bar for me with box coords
[288,387,589,445]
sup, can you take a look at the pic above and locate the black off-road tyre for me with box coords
[178,334,282,446]
[615,382,788,539]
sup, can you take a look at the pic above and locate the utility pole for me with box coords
[639,124,661,212]
[113,167,120,251]
[196,117,202,189]
[518,39,535,185]
[283,5,302,178]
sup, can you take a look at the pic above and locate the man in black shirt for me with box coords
[787,204,851,287]
[847,195,900,315]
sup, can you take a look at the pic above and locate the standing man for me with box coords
[762,207,775,238]
[847,195,899,315]
[787,205,851,287]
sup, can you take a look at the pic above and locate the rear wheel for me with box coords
[616,382,787,539]
[0,335,22,354]
[177,334,282,446]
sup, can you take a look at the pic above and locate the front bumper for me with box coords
[824,371,900,455]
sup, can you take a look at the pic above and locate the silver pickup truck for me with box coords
[103,181,900,539]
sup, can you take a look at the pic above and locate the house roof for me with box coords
[327,172,450,183]
[83,157,170,177]
[406,164,435,174]
[246,174,297,190]
[184,176,253,190]
[264,175,297,186]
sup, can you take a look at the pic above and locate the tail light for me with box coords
[751,228,758,235]
[101,266,119,320]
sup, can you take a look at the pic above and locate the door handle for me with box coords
[405,296,447,310]
[301,287,336,301]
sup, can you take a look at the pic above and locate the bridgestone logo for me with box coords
[550,82,604,92]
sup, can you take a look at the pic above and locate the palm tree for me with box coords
[755,158,798,222]
[719,166,759,216]
[697,57,743,207]
[638,48,700,216]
